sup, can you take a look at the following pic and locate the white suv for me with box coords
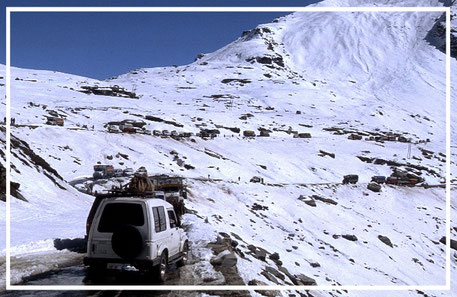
[84,197,189,282]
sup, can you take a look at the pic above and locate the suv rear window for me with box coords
[97,203,144,233]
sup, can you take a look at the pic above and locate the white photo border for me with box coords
[5,5,452,292]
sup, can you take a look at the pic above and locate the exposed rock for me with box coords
[312,195,337,205]
[378,235,393,247]
[248,244,268,261]
[221,78,252,84]
[277,266,299,285]
[295,273,317,286]
[261,271,280,284]
[367,183,382,192]
[342,234,358,241]
[248,279,280,297]
[53,238,87,253]
[264,266,285,281]
[439,236,457,251]
[251,203,269,211]
[318,150,335,158]
[210,251,238,267]
[269,252,280,261]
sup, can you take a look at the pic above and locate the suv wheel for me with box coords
[177,242,189,267]
[154,252,168,282]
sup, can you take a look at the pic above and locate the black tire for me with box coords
[111,224,143,260]
[154,252,168,283]
[176,242,189,267]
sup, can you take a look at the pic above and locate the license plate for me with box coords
[107,263,125,270]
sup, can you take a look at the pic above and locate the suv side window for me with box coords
[152,206,167,233]
[167,210,177,228]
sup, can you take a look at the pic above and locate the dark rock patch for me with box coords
[368,183,382,192]
[318,150,335,158]
[378,235,393,247]
[342,234,358,242]
[312,195,337,205]
[439,236,457,251]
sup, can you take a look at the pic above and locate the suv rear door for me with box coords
[89,201,148,259]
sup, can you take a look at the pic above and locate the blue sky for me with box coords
[2,0,321,80]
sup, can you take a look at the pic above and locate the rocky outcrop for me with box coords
[378,235,393,248]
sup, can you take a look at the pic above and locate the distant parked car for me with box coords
[371,176,386,184]
[113,169,123,177]
[120,123,135,133]
[123,168,134,176]
[108,125,120,133]
[162,130,170,136]
[153,130,161,136]
[170,130,179,137]
[342,175,358,184]
[154,191,165,200]
[250,176,263,183]
[136,166,147,175]
[295,133,311,138]
[386,176,399,185]
[143,129,152,135]
[243,130,256,137]
[348,134,362,140]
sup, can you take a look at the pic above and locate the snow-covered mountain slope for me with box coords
[0,0,456,296]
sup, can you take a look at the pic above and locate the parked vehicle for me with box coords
[84,197,189,282]
[153,130,161,136]
[386,176,399,185]
[120,123,135,133]
[171,131,179,137]
[243,130,256,137]
[371,176,386,184]
[113,169,124,177]
[250,176,263,183]
[387,175,423,186]
[180,132,193,138]
[136,166,148,175]
[108,125,120,133]
[93,165,115,179]
[342,174,358,184]
[348,134,362,140]
[154,191,165,200]
[162,130,170,136]
[46,117,64,126]
[259,131,270,137]
[294,132,311,138]
[123,168,134,176]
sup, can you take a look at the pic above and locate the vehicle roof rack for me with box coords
[95,190,155,199]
